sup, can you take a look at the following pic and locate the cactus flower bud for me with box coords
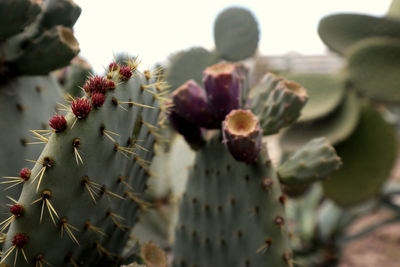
[71,97,92,119]
[49,114,67,132]
[203,63,241,121]
[222,109,262,163]
[172,80,218,129]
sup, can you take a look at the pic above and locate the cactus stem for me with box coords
[84,221,106,237]
[60,218,80,245]
[31,190,59,225]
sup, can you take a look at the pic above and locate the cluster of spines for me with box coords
[0,57,170,265]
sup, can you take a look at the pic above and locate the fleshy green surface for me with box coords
[0,75,63,221]
[0,0,41,40]
[166,47,218,92]
[322,103,397,207]
[282,73,346,122]
[280,91,361,151]
[214,7,259,61]
[347,37,400,103]
[251,77,308,135]
[173,136,292,267]
[318,13,400,55]
[2,68,162,266]
[278,137,341,185]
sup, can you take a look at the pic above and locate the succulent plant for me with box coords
[318,0,400,103]
[0,0,81,224]
[0,58,167,266]
[168,62,341,266]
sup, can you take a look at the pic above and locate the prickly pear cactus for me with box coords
[169,62,341,266]
[0,59,166,266]
[173,135,293,266]
[0,0,81,223]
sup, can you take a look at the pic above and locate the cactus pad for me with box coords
[347,37,400,103]
[172,135,292,267]
[322,103,397,207]
[214,7,259,61]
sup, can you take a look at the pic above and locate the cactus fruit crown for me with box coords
[225,109,259,136]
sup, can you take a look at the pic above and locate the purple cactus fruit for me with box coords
[169,110,205,150]
[203,63,241,121]
[222,109,262,163]
[171,80,219,129]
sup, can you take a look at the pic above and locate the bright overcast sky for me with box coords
[73,0,392,73]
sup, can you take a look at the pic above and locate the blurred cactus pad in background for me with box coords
[0,1,400,267]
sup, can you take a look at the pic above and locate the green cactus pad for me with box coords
[63,57,93,97]
[40,0,82,29]
[282,73,346,122]
[280,91,361,151]
[1,66,163,266]
[278,138,341,185]
[322,103,397,207]
[347,37,400,103]
[0,0,41,40]
[0,75,63,219]
[251,78,308,135]
[172,135,292,267]
[13,26,80,75]
[165,47,218,92]
[214,7,259,61]
[318,13,400,55]
[249,72,285,115]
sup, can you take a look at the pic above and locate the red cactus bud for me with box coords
[49,114,67,132]
[107,80,115,90]
[108,62,118,71]
[91,92,106,108]
[10,204,24,216]
[12,233,28,248]
[72,98,92,119]
[19,168,31,181]
[83,76,110,94]
[119,65,132,80]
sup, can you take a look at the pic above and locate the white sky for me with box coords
[73,0,392,73]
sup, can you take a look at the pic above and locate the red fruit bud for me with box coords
[49,114,67,132]
[10,204,24,216]
[108,62,118,71]
[71,98,92,119]
[83,76,109,94]
[119,66,132,80]
[19,168,31,181]
[91,92,106,108]
[12,233,28,248]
